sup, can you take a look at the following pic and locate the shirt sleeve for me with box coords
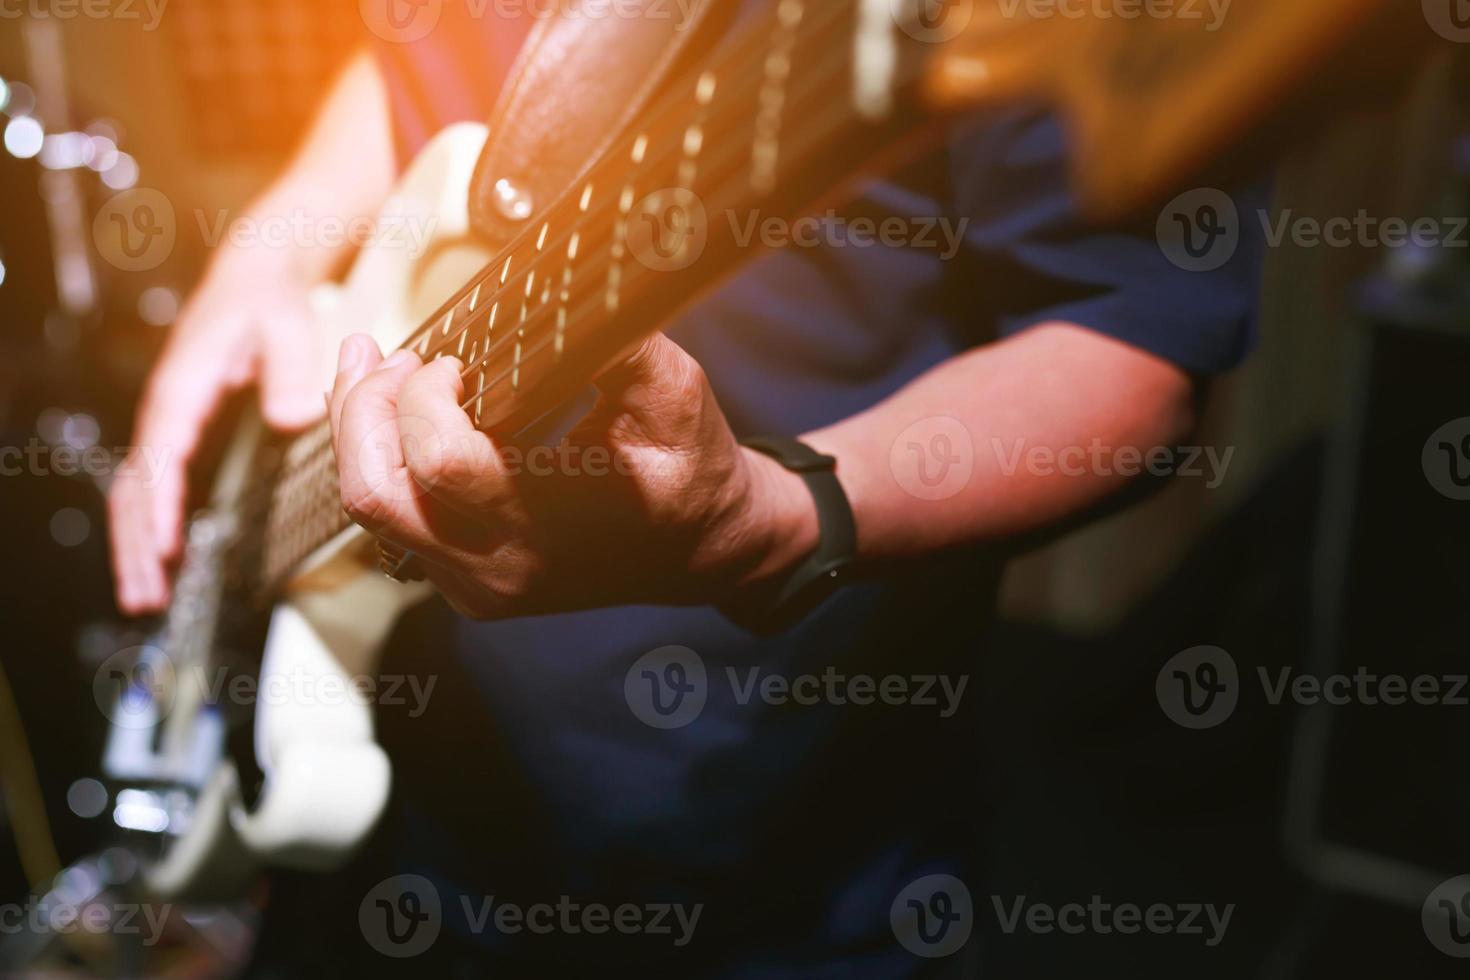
[947,107,1269,375]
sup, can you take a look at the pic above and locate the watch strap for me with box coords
[734,436,857,632]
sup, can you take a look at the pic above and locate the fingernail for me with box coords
[379,350,417,371]
[337,337,363,374]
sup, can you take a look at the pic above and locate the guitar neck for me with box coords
[255,0,943,596]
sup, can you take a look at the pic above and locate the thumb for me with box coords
[257,307,327,430]
[592,333,713,429]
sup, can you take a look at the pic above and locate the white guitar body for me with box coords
[141,123,496,899]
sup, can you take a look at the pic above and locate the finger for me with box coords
[332,348,434,539]
[328,334,382,454]
[395,357,510,514]
[134,350,239,562]
[590,333,714,446]
[259,307,329,430]
[108,472,165,614]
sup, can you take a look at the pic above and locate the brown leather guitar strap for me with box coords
[468,0,727,249]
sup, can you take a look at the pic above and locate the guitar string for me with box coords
[416,0,856,378]
[456,54,878,414]
[450,28,861,388]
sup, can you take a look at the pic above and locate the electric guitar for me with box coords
[99,0,1410,898]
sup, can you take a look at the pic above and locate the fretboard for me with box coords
[256,0,942,594]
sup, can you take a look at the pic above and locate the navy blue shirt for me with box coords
[369,7,1264,975]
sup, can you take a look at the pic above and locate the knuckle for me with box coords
[667,351,708,402]
[402,431,463,493]
[340,486,385,528]
[403,445,450,492]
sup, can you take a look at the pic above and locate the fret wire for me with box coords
[451,31,861,388]
[458,54,870,416]
[752,0,806,193]
[393,0,857,376]
[336,0,854,427]
[449,24,860,388]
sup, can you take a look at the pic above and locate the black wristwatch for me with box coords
[726,436,858,634]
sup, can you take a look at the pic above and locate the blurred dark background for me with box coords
[0,3,1467,977]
